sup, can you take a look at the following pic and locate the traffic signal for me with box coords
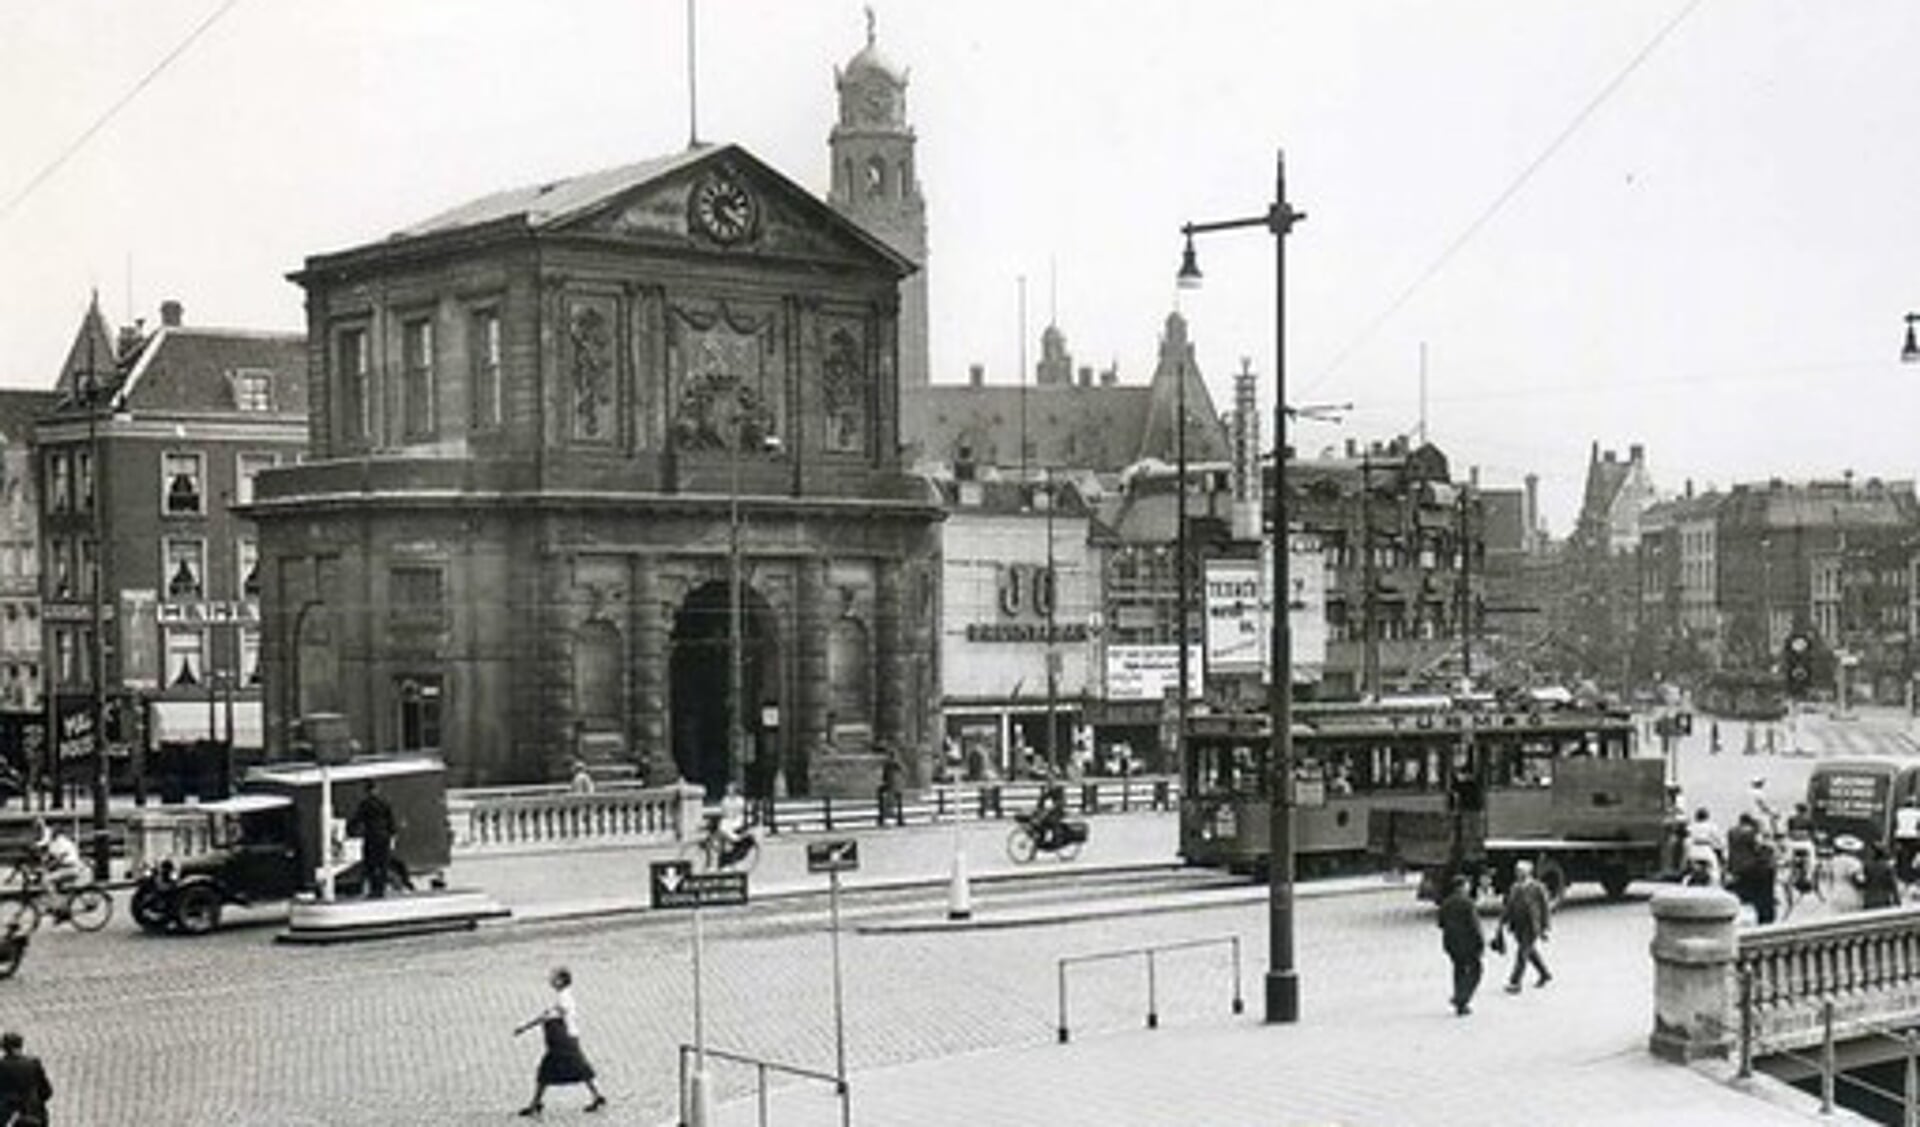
[1783,632,1815,698]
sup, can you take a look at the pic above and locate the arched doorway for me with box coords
[669,580,781,799]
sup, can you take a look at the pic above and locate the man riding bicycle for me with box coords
[1030,784,1068,850]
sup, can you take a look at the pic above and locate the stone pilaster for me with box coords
[632,554,673,784]
[795,558,831,793]
[535,548,577,781]
[875,558,908,757]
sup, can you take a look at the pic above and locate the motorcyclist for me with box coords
[1031,784,1068,850]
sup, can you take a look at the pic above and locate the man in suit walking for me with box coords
[0,1030,53,1126]
[1436,875,1485,1016]
[1500,860,1553,993]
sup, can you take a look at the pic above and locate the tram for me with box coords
[1179,695,1671,898]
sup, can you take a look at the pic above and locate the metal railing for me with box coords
[1056,934,1244,1043]
[1739,988,1920,1124]
[677,1044,848,1127]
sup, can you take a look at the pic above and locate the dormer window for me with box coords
[231,369,274,412]
[164,453,204,515]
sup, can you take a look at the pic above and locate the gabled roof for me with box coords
[310,142,913,280]
[1134,313,1231,465]
[399,148,711,238]
[904,382,1154,475]
[115,327,308,418]
[54,295,119,401]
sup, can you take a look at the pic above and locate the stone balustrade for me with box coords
[451,783,702,851]
[1735,905,1920,1057]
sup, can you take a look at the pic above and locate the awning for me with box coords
[149,700,264,749]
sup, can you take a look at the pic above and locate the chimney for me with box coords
[1345,438,1357,458]
[160,299,183,328]
[1603,449,1616,464]
[114,318,147,364]
[1629,443,1644,464]
[968,363,984,388]
[1524,473,1539,535]
[1100,365,1117,387]
[1078,365,1093,388]
[1685,478,1694,499]
[1469,465,1480,488]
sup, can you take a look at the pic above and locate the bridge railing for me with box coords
[449,783,701,851]
[1735,905,1920,1060]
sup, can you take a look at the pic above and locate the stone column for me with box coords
[535,549,577,782]
[794,558,831,794]
[1649,887,1741,1063]
[632,555,673,784]
[875,559,909,755]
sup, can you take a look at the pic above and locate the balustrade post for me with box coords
[1822,1000,1836,1114]
[1648,887,1741,1062]
[1738,968,1753,1079]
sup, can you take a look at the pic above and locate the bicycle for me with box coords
[679,817,760,873]
[0,875,113,935]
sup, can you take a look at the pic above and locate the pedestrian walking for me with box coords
[1855,843,1902,910]
[569,759,596,796]
[513,967,607,1117]
[0,1030,52,1127]
[1727,813,1777,925]
[878,747,905,827]
[1498,861,1552,994]
[1436,875,1484,1016]
[348,780,397,900]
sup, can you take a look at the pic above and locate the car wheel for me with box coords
[172,884,223,936]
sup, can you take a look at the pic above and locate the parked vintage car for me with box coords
[130,756,450,935]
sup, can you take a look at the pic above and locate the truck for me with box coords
[129,756,451,935]
[1371,755,1678,904]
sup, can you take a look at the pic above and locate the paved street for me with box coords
[6,710,1911,1126]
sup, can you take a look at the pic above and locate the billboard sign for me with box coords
[1105,644,1203,702]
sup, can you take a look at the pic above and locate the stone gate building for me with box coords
[246,143,942,792]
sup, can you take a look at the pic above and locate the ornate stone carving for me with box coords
[568,300,615,441]
[673,312,780,451]
[822,328,867,454]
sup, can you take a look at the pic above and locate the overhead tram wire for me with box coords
[0,0,247,229]
[1299,0,1709,401]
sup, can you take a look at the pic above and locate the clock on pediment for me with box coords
[688,167,760,245]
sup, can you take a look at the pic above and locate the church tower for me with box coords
[830,10,929,390]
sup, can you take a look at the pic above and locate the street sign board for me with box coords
[649,861,749,910]
[806,839,861,873]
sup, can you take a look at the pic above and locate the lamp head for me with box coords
[1903,313,1920,365]
[1177,234,1203,290]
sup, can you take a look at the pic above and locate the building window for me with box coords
[238,539,260,599]
[53,629,76,688]
[236,452,277,506]
[47,452,69,514]
[471,307,502,430]
[396,675,442,752]
[231,369,274,412]
[391,565,446,626]
[336,325,371,444]
[241,628,262,685]
[164,539,205,601]
[865,157,886,198]
[76,449,92,513]
[77,538,95,600]
[402,316,435,441]
[163,453,204,515]
[165,629,204,687]
[49,539,71,599]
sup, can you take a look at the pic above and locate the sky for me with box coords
[3,0,1920,536]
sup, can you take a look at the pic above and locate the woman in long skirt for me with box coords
[514,966,608,1116]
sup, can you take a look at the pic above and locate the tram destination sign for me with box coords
[649,861,749,909]
[806,839,861,873]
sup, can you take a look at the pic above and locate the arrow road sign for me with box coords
[807,839,861,873]
[650,861,749,910]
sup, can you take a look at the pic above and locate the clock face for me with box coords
[689,172,758,244]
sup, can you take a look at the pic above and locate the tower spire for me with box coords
[865,5,876,47]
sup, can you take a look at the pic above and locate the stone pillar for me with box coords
[795,558,831,794]
[1649,887,1741,1063]
[535,549,576,782]
[875,559,909,757]
[632,555,673,784]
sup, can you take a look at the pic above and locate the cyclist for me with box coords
[1686,807,1726,886]
[29,822,83,895]
[1895,798,1920,882]
[1030,784,1068,851]
[700,783,752,867]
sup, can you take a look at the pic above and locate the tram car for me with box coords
[1179,695,1671,899]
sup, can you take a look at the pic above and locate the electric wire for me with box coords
[0,0,247,229]
[1302,0,1710,397]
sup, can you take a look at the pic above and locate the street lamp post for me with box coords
[78,350,113,881]
[1901,312,1919,365]
[1179,148,1306,1024]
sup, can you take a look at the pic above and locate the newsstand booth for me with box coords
[242,756,452,884]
